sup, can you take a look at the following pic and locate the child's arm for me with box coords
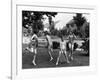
[31,35,34,41]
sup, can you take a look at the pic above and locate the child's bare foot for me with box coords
[71,56,73,60]
[50,57,53,61]
[32,61,36,66]
[56,62,58,65]
[67,60,70,63]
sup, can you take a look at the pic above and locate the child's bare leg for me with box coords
[49,51,53,61]
[64,51,70,63]
[48,47,53,61]
[69,44,73,61]
[32,49,37,66]
[70,51,73,60]
[70,45,74,60]
[51,48,53,52]
[56,51,61,65]
[68,50,72,60]
[32,54,36,66]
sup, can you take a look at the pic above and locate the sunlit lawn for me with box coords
[22,45,89,69]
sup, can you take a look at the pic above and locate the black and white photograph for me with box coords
[0,0,99,80]
[22,10,90,69]
[11,2,97,79]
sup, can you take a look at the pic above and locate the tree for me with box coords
[73,13,86,30]
[72,13,89,38]
[22,11,57,34]
[85,23,89,38]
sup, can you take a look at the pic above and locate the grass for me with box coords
[22,47,89,69]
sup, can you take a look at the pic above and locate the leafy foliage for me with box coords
[22,11,57,34]
[73,13,86,30]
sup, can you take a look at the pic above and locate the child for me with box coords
[56,36,70,65]
[25,32,38,66]
[45,32,53,61]
[68,32,76,60]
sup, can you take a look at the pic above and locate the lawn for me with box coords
[22,47,89,69]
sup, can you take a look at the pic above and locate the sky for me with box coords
[43,13,90,30]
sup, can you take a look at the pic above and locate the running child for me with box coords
[45,32,53,61]
[56,36,70,65]
[68,31,76,60]
[25,31,38,66]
